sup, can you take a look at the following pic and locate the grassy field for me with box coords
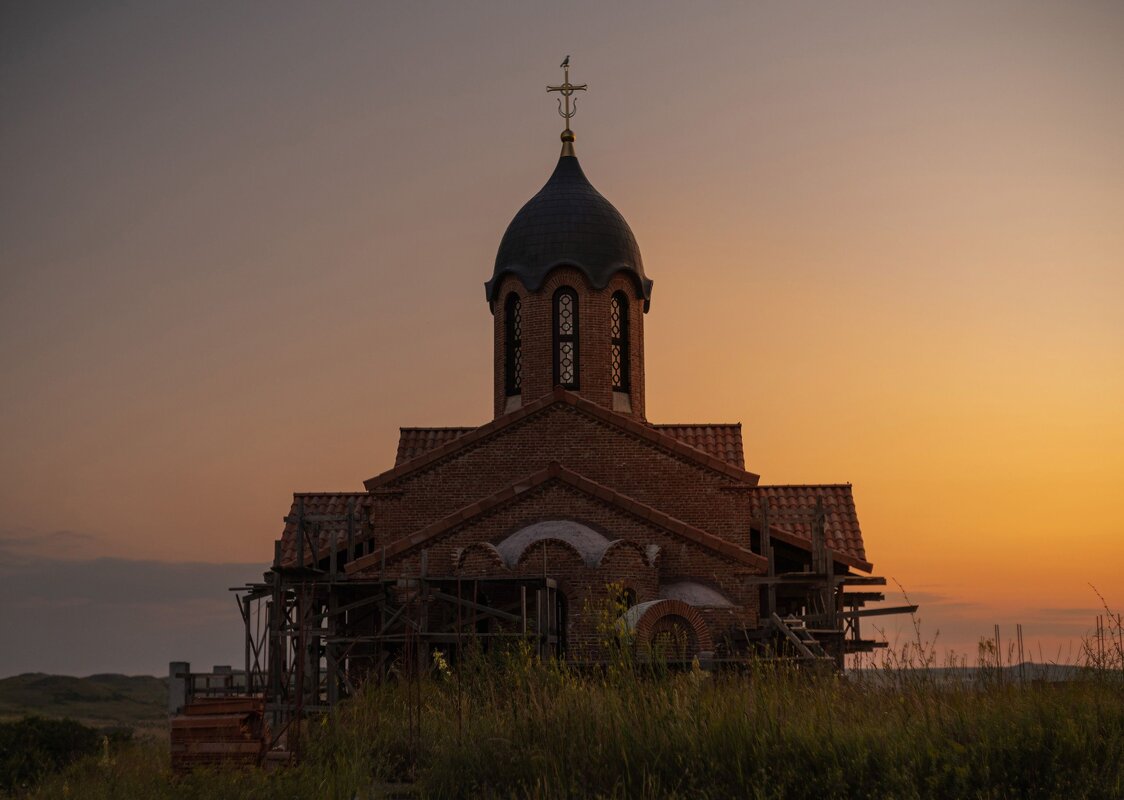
[11,651,1123,800]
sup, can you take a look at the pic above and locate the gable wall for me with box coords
[372,404,752,548]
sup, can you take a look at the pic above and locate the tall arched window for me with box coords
[610,291,630,393]
[553,287,579,389]
[504,293,522,396]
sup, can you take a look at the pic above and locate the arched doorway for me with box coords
[618,599,714,663]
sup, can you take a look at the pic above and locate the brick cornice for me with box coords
[363,388,761,491]
[346,461,767,574]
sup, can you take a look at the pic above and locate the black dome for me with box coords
[486,154,653,310]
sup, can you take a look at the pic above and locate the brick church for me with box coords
[270,72,892,669]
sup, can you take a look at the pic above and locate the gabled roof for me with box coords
[372,388,759,490]
[653,424,744,470]
[278,492,370,568]
[749,484,872,572]
[346,462,766,574]
[396,422,744,469]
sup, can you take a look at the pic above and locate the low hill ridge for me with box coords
[0,673,167,730]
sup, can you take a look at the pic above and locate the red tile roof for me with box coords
[749,485,870,571]
[653,424,743,469]
[395,420,744,469]
[396,428,472,465]
[278,493,370,568]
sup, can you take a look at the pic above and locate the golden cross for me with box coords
[546,56,587,127]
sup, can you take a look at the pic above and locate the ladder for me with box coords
[770,613,830,660]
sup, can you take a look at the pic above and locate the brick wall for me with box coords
[371,403,753,549]
[357,479,759,659]
[492,268,646,421]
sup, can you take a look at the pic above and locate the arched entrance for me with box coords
[618,599,714,662]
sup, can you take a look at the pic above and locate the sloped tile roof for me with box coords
[749,485,869,569]
[653,424,743,469]
[278,493,371,568]
[396,428,473,465]
[395,420,744,469]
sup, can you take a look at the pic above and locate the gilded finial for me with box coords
[547,56,587,156]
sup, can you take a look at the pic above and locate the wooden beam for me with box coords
[840,604,918,619]
[770,613,815,659]
[315,592,389,620]
[841,592,885,604]
[429,590,522,624]
[835,576,887,586]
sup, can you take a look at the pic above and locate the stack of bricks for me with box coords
[169,696,267,772]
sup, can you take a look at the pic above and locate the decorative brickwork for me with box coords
[624,599,715,658]
[455,542,507,576]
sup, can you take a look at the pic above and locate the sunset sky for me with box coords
[2,2,1121,675]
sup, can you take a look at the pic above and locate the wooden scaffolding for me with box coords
[747,496,917,667]
[231,566,562,758]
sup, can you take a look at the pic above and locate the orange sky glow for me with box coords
[1,2,1121,673]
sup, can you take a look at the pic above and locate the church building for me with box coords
[269,65,897,674]
[168,66,915,769]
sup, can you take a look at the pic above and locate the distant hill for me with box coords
[0,673,168,732]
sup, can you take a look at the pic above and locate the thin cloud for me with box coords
[1035,607,1108,619]
[0,526,102,561]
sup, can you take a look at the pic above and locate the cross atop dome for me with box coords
[547,56,587,156]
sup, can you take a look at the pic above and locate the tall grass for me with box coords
[18,606,1124,799]
[20,654,1123,799]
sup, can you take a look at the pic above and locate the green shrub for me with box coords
[0,716,100,794]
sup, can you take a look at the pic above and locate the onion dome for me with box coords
[485,148,653,310]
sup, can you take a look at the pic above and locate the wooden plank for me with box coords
[429,590,522,623]
[745,574,828,586]
[770,613,815,659]
[184,698,263,716]
[840,604,918,619]
[835,576,887,586]
[841,592,885,604]
[171,714,252,729]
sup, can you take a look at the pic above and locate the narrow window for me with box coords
[610,292,630,393]
[504,293,522,396]
[553,287,579,389]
